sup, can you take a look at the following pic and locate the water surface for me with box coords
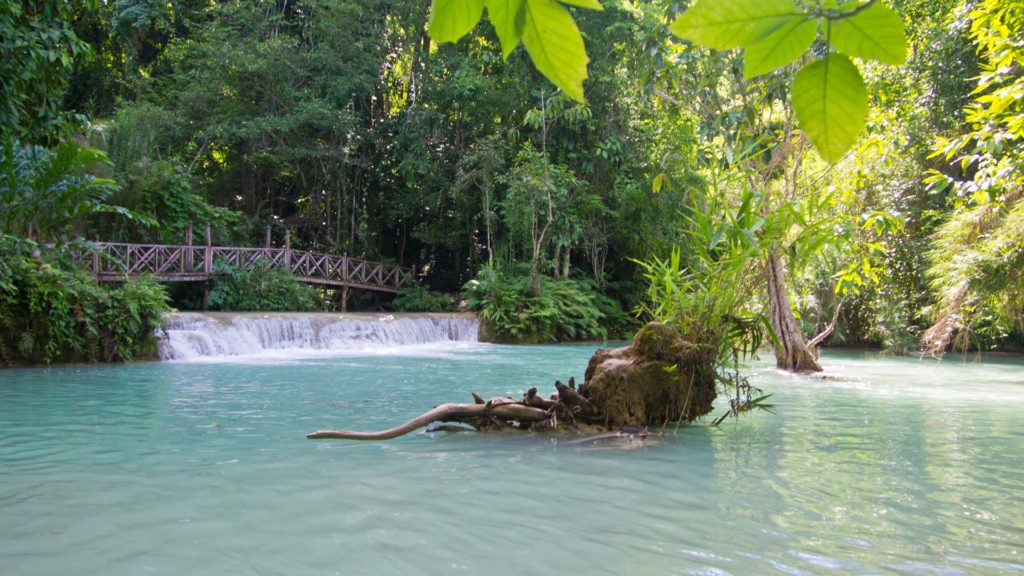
[1,346,1023,575]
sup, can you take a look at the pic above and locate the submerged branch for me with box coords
[307,402,550,441]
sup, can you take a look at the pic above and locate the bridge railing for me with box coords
[66,241,414,292]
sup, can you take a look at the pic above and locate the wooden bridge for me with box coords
[69,227,414,294]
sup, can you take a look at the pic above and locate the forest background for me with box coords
[1,0,1021,363]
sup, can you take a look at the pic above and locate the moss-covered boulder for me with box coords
[581,322,717,427]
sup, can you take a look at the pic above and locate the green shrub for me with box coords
[206,260,320,312]
[461,265,633,343]
[393,285,453,312]
[0,235,170,364]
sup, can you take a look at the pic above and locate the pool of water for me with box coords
[1,345,1023,575]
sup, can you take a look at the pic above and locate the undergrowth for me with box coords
[0,235,169,364]
[461,264,634,343]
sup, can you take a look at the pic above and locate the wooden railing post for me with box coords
[284,230,291,272]
[186,222,193,272]
[264,225,271,265]
[204,224,212,274]
[92,237,100,276]
[203,223,212,312]
[341,252,348,282]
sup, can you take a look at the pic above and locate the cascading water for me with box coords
[157,312,480,360]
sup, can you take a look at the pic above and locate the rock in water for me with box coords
[583,322,717,427]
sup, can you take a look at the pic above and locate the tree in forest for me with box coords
[111,0,172,80]
[1,0,92,144]
[922,0,1024,353]
[500,145,583,295]
[428,0,909,369]
[450,136,506,264]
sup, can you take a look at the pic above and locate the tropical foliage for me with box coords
[206,261,321,312]
[393,286,454,312]
[0,235,169,364]
[462,263,633,342]
[0,139,137,242]
[0,0,1020,363]
[922,0,1024,352]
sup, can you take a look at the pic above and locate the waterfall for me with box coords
[158,312,480,360]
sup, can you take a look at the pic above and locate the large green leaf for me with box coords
[792,54,868,163]
[429,0,486,44]
[520,0,589,102]
[829,2,906,65]
[559,0,603,9]
[670,0,803,51]
[485,0,524,58]
[743,16,817,79]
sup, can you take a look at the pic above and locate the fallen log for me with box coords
[307,402,551,440]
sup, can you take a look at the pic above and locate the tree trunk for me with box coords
[528,255,542,297]
[764,252,821,372]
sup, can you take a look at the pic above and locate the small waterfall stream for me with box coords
[158,312,480,360]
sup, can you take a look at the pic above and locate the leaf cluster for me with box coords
[429,0,604,102]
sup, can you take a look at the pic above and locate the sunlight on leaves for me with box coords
[484,0,525,59]
[429,0,485,44]
[670,0,803,51]
[830,2,907,65]
[743,16,817,79]
[520,0,590,102]
[559,0,603,9]
[792,54,868,163]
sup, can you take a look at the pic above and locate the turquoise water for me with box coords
[1,345,1023,575]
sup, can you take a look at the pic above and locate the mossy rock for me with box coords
[582,322,716,427]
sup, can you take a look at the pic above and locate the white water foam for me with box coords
[158,312,480,361]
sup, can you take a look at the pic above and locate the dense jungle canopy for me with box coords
[1,0,1022,364]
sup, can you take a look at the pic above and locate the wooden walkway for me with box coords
[69,235,414,294]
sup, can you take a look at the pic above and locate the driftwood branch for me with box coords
[307,402,550,441]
